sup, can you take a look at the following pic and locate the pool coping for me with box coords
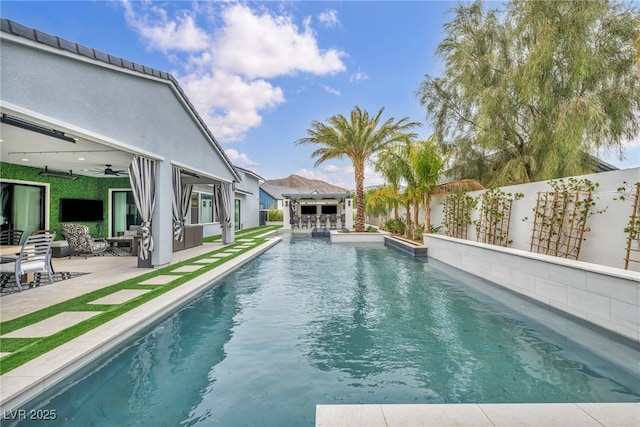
[0,236,282,413]
[315,403,640,426]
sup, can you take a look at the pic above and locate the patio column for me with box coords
[283,199,291,229]
[345,197,354,230]
[151,160,173,267]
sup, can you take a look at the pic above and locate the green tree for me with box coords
[296,106,420,232]
[417,0,640,186]
[377,136,443,237]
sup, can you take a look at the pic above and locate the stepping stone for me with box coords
[193,258,221,264]
[171,265,204,273]
[88,289,150,305]
[223,249,242,253]
[0,353,10,358]
[139,275,180,285]
[238,239,254,242]
[212,253,230,257]
[2,312,102,338]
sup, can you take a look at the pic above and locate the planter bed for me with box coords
[384,235,428,258]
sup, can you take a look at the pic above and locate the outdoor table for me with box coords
[0,245,22,256]
[106,236,137,256]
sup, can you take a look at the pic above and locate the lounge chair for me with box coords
[61,223,109,259]
[0,232,55,291]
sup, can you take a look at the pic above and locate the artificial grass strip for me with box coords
[203,225,281,243]
[0,233,277,374]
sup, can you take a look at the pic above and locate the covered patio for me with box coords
[282,192,354,231]
[0,19,238,269]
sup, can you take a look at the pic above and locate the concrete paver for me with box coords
[88,289,150,305]
[2,312,102,338]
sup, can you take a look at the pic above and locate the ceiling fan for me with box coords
[90,164,127,177]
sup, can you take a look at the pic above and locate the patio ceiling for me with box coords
[0,117,134,179]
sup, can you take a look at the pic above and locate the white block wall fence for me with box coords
[425,167,640,342]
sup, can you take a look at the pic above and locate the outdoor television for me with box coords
[59,198,104,222]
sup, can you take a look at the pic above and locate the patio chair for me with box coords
[0,229,24,262]
[309,215,317,229]
[0,232,55,291]
[61,223,109,259]
[301,215,310,228]
[329,214,337,229]
[319,214,328,228]
[291,214,300,228]
[0,229,24,245]
[30,230,57,273]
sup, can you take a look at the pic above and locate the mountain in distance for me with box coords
[262,174,348,194]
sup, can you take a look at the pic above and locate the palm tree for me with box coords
[376,137,418,238]
[296,106,420,232]
[409,137,443,233]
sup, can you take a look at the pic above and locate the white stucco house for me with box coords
[0,19,241,267]
[234,166,264,230]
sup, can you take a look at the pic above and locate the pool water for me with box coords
[11,238,640,426]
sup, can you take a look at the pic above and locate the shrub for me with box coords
[268,209,283,221]
[383,218,405,235]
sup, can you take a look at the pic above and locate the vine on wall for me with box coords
[443,192,476,239]
[623,182,640,270]
[529,178,599,260]
[475,188,520,247]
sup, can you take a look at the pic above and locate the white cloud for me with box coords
[225,148,258,167]
[318,9,340,28]
[350,71,369,83]
[122,1,209,52]
[212,4,346,79]
[121,2,347,143]
[324,164,353,174]
[181,70,284,142]
[322,85,341,96]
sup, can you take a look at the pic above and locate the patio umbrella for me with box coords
[129,156,156,260]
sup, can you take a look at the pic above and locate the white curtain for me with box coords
[214,183,233,243]
[172,167,182,241]
[181,183,193,230]
[129,157,156,260]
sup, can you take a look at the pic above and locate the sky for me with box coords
[1,0,638,190]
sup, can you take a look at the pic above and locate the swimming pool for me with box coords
[9,237,640,426]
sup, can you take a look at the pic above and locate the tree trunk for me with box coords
[404,204,411,238]
[424,192,432,233]
[354,163,366,232]
[413,200,420,239]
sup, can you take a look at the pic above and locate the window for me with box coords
[190,191,218,224]
[201,194,214,223]
[321,205,337,215]
[234,199,241,230]
[301,205,317,215]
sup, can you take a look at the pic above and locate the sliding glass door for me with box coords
[0,182,45,241]
[110,190,141,236]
